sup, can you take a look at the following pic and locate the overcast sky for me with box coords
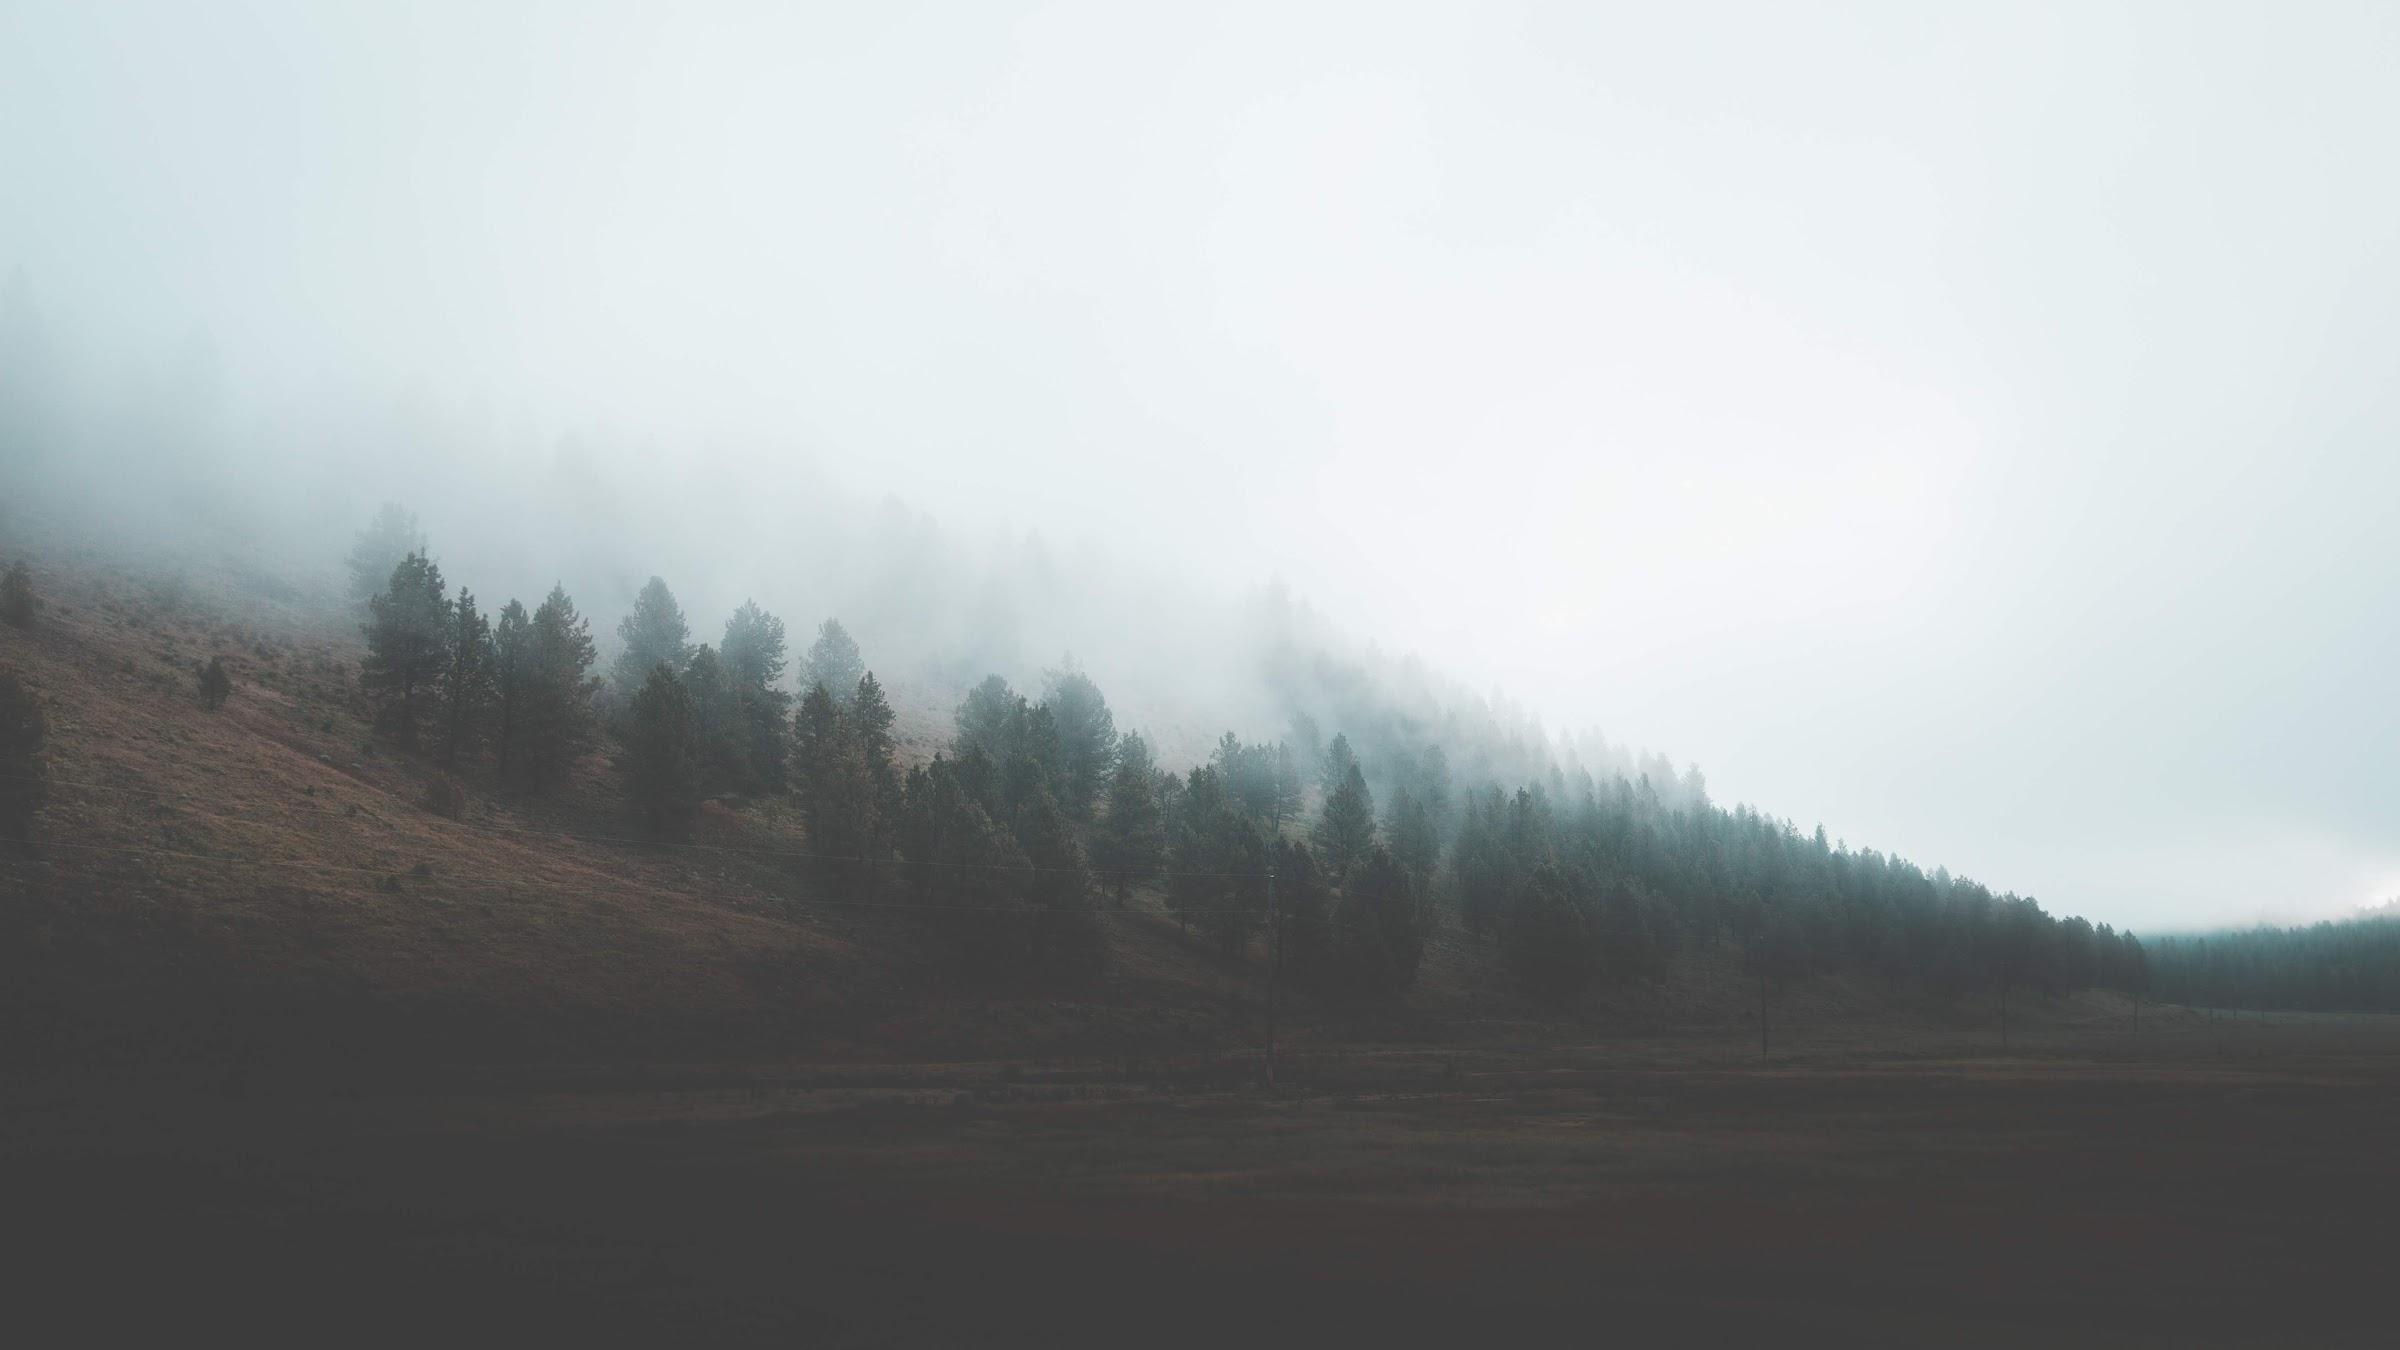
[5,1,2396,931]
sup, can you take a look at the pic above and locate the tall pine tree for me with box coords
[360,552,452,750]
[435,587,496,767]
[621,665,700,838]
[719,600,788,691]
[517,584,598,789]
[1312,760,1378,881]
[1042,663,1117,821]
[490,599,531,781]
[612,576,692,697]
[1093,731,1167,904]
[801,618,864,703]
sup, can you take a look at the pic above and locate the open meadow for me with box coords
[10,1001,2397,1347]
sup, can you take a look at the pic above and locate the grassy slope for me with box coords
[0,541,2131,1073]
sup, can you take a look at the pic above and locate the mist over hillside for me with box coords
[1,275,1700,815]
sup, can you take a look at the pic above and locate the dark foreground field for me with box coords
[9,1005,2397,1348]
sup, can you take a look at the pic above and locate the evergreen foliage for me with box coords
[1092,731,1167,904]
[849,672,900,810]
[1312,760,1378,881]
[434,588,495,765]
[679,645,746,794]
[2144,917,2400,1012]
[490,599,532,781]
[791,677,892,881]
[801,618,864,703]
[611,576,692,696]
[1271,839,1336,990]
[1320,731,1359,799]
[1503,863,1595,1005]
[1385,786,1439,890]
[515,584,599,789]
[1165,764,1270,959]
[621,664,700,838]
[360,552,451,749]
[1334,845,1426,996]
[718,600,788,691]
[1041,663,1117,820]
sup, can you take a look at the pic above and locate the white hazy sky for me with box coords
[5,1,2397,931]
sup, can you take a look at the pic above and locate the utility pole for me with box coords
[1265,860,1281,1088]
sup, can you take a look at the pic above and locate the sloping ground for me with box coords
[0,549,865,1062]
[1,541,2130,1077]
[0,545,1365,1069]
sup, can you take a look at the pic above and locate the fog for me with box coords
[5,1,2397,931]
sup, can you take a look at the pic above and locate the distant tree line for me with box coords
[1450,777,2155,1011]
[2143,914,2400,1013]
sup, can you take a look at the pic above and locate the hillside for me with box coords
[0,545,1521,1073]
[1,539,2174,1084]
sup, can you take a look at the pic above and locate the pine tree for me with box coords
[198,656,232,711]
[1166,765,1228,936]
[1272,840,1335,991]
[680,644,744,794]
[1504,864,1595,1005]
[1386,786,1439,889]
[737,686,790,795]
[850,671,901,808]
[1312,760,1378,881]
[1451,787,1514,936]
[490,599,531,781]
[621,664,700,838]
[612,576,692,697]
[1,559,34,628]
[517,584,598,789]
[801,618,864,703]
[1164,764,1268,959]
[1093,731,1166,904]
[360,551,452,750]
[1214,732,1276,822]
[0,666,45,855]
[1001,702,1066,825]
[792,682,842,840]
[434,588,495,766]
[953,674,1023,764]
[1042,663,1117,820]
[1201,808,1270,961]
[1321,731,1360,800]
[897,757,1032,976]
[1335,845,1426,997]
[1016,783,1105,980]
[345,504,424,603]
[793,680,886,881]
[719,600,788,692]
